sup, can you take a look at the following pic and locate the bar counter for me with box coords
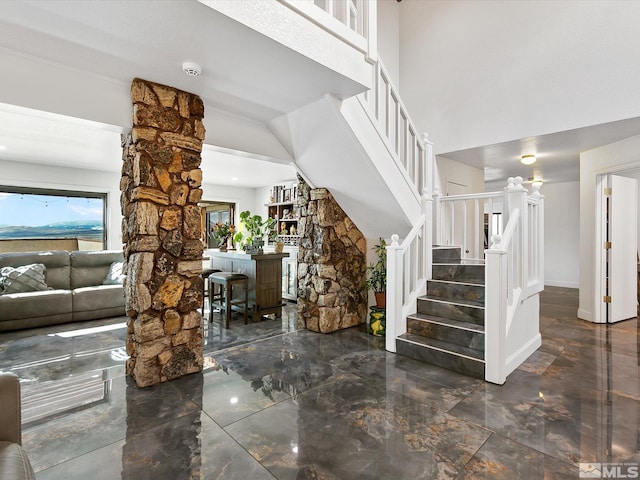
[208,250,289,322]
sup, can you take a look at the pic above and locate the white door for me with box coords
[607,175,638,323]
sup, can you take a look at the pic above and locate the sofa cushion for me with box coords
[72,285,125,313]
[70,251,124,289]
[0,251,70,290]
[0,290,72,322]
[0,264,49,294]
[0,441,36,480]
[103,261,125,285]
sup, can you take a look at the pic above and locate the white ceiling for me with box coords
[0,102,297,188]
[440,116,640,188]
[2,0,640,190]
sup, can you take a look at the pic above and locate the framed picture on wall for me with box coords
[283,188,291,202]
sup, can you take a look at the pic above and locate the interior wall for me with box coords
[436,155,484,194]
[377,0,400,86]
[201,183,257,229]
[579,133,640,321]
[542,181,579,288]
[399,0,640,155]
[0,159,122,250]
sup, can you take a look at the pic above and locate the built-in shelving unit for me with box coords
[267,184,299,246]
[265,183,299,301]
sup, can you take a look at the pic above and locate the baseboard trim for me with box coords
[544,280,579,289]
[505,333,542,377]
[577,308,593,322]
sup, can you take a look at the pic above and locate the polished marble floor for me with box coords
[0,287,638,479]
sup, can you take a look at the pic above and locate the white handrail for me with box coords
[434,190,503,260]
[358,58,425,201]
[386,193,430,352]
[491,208,520,250]
[484,177,544,384]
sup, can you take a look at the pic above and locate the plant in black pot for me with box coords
[366,238,387,308]
[239,210,276,254]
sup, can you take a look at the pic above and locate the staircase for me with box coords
[396,245,486,379]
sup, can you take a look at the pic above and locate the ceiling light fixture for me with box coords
[182,62,201,77]
[0,145,6,150]
[532,179,544,187]
[521,154,536,165]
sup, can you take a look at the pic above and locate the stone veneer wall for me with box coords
[120,78,205,387]
[297,177,367,333]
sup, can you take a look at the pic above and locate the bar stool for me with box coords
[209,272,249,328]
[201,267,221,313]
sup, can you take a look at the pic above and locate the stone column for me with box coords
[121,78,205,387]
[297,176,367,333]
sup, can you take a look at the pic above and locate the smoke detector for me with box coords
[182,62,201,77]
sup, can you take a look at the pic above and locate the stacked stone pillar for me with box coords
[297,176,367,332]
[121,78,205,387]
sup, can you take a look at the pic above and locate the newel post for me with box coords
[422,132,434,281]
[385,234,402,353]
[484,234,507,385]
[504,176,528,291]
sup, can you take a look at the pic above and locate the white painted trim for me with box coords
[504,333,542,378]
[422,297,484,310]
[577,308,594,321]
[544,280,579,289]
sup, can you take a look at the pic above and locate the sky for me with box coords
[0,192,103,227]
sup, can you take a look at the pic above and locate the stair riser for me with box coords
[396,339,485,380]
[432,247,461,264]
[407,318,485,352]
[417,298,484,326]
[432,264,485,283]
[427,281,485,303]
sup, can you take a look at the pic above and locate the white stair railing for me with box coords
[434,191,504,260]
[386,192,431,352]
[485,177,544,384]
[358,59,426,199]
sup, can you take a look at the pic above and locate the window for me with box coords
[0,187,106,252]
[201,201,235,248]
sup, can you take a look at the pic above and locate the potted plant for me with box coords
[233,232,244,252]
[239,210,276,254]
[211,222,235,251]
[366,238,387,308]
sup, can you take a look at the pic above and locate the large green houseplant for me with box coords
[366,238,387,308]
[239,210,276,254]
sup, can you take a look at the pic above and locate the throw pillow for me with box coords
[103,261,125,285]
[0,263,49,294]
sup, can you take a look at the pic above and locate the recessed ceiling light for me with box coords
[521,154,536,165]
[231,177,238,181]
[0,145,6,150]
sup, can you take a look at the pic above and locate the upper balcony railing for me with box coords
[279,0,377,62]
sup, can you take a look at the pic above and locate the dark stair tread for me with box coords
[420,294,485,309]
[432,260,485,265]
[428,278,486,288]
[398,333,485,362]
[407,312,485,333]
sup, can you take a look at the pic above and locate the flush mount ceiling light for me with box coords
[521,154,536,165]
[528,177,544,187]
[182,62,201,77]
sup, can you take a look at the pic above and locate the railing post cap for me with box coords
[390,234,400,246]
[490,233,502,248]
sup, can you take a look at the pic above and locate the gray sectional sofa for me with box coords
[0,250,125,332]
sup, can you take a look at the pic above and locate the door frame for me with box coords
[594,164,640,323]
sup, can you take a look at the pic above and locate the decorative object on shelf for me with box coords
[274,238,285,254]
[211,222,235,251]
[289,225,296,235]
[239,210,276,254]
[366,238,387,308]
[282,208,290,219]
[368,306,386,336]
[281,221,287,232]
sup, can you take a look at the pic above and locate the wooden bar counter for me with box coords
[209,251,289,322]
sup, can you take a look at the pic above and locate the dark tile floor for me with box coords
[0,287,638,479]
